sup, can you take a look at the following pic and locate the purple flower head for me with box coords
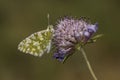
[53,17,98,62]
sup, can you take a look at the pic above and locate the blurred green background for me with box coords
[0,0,120,80]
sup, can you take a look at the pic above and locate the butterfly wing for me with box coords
[18,25,54,57]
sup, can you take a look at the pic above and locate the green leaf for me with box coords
[62,53,73,63]
[87,34,103,43]
[18,25,54,57]
[92,34,103,40]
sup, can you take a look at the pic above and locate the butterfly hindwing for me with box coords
[18,25,54,57]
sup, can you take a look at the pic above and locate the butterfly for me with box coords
[18,25,54,57]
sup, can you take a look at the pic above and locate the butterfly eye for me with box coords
[18,25,54,57]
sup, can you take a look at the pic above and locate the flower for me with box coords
[53,17,98,62]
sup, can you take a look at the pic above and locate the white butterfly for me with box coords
[18,25,54,57]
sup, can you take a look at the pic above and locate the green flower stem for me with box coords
[78,47,98,80]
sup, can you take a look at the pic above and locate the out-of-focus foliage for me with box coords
[0,0,120,80]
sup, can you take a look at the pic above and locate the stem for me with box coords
[79,47,98,80]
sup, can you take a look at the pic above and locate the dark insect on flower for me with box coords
[53,17,98,62]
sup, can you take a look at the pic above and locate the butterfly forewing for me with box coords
[18,25,54,57]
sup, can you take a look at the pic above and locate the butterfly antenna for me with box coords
[47,13,50,25]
